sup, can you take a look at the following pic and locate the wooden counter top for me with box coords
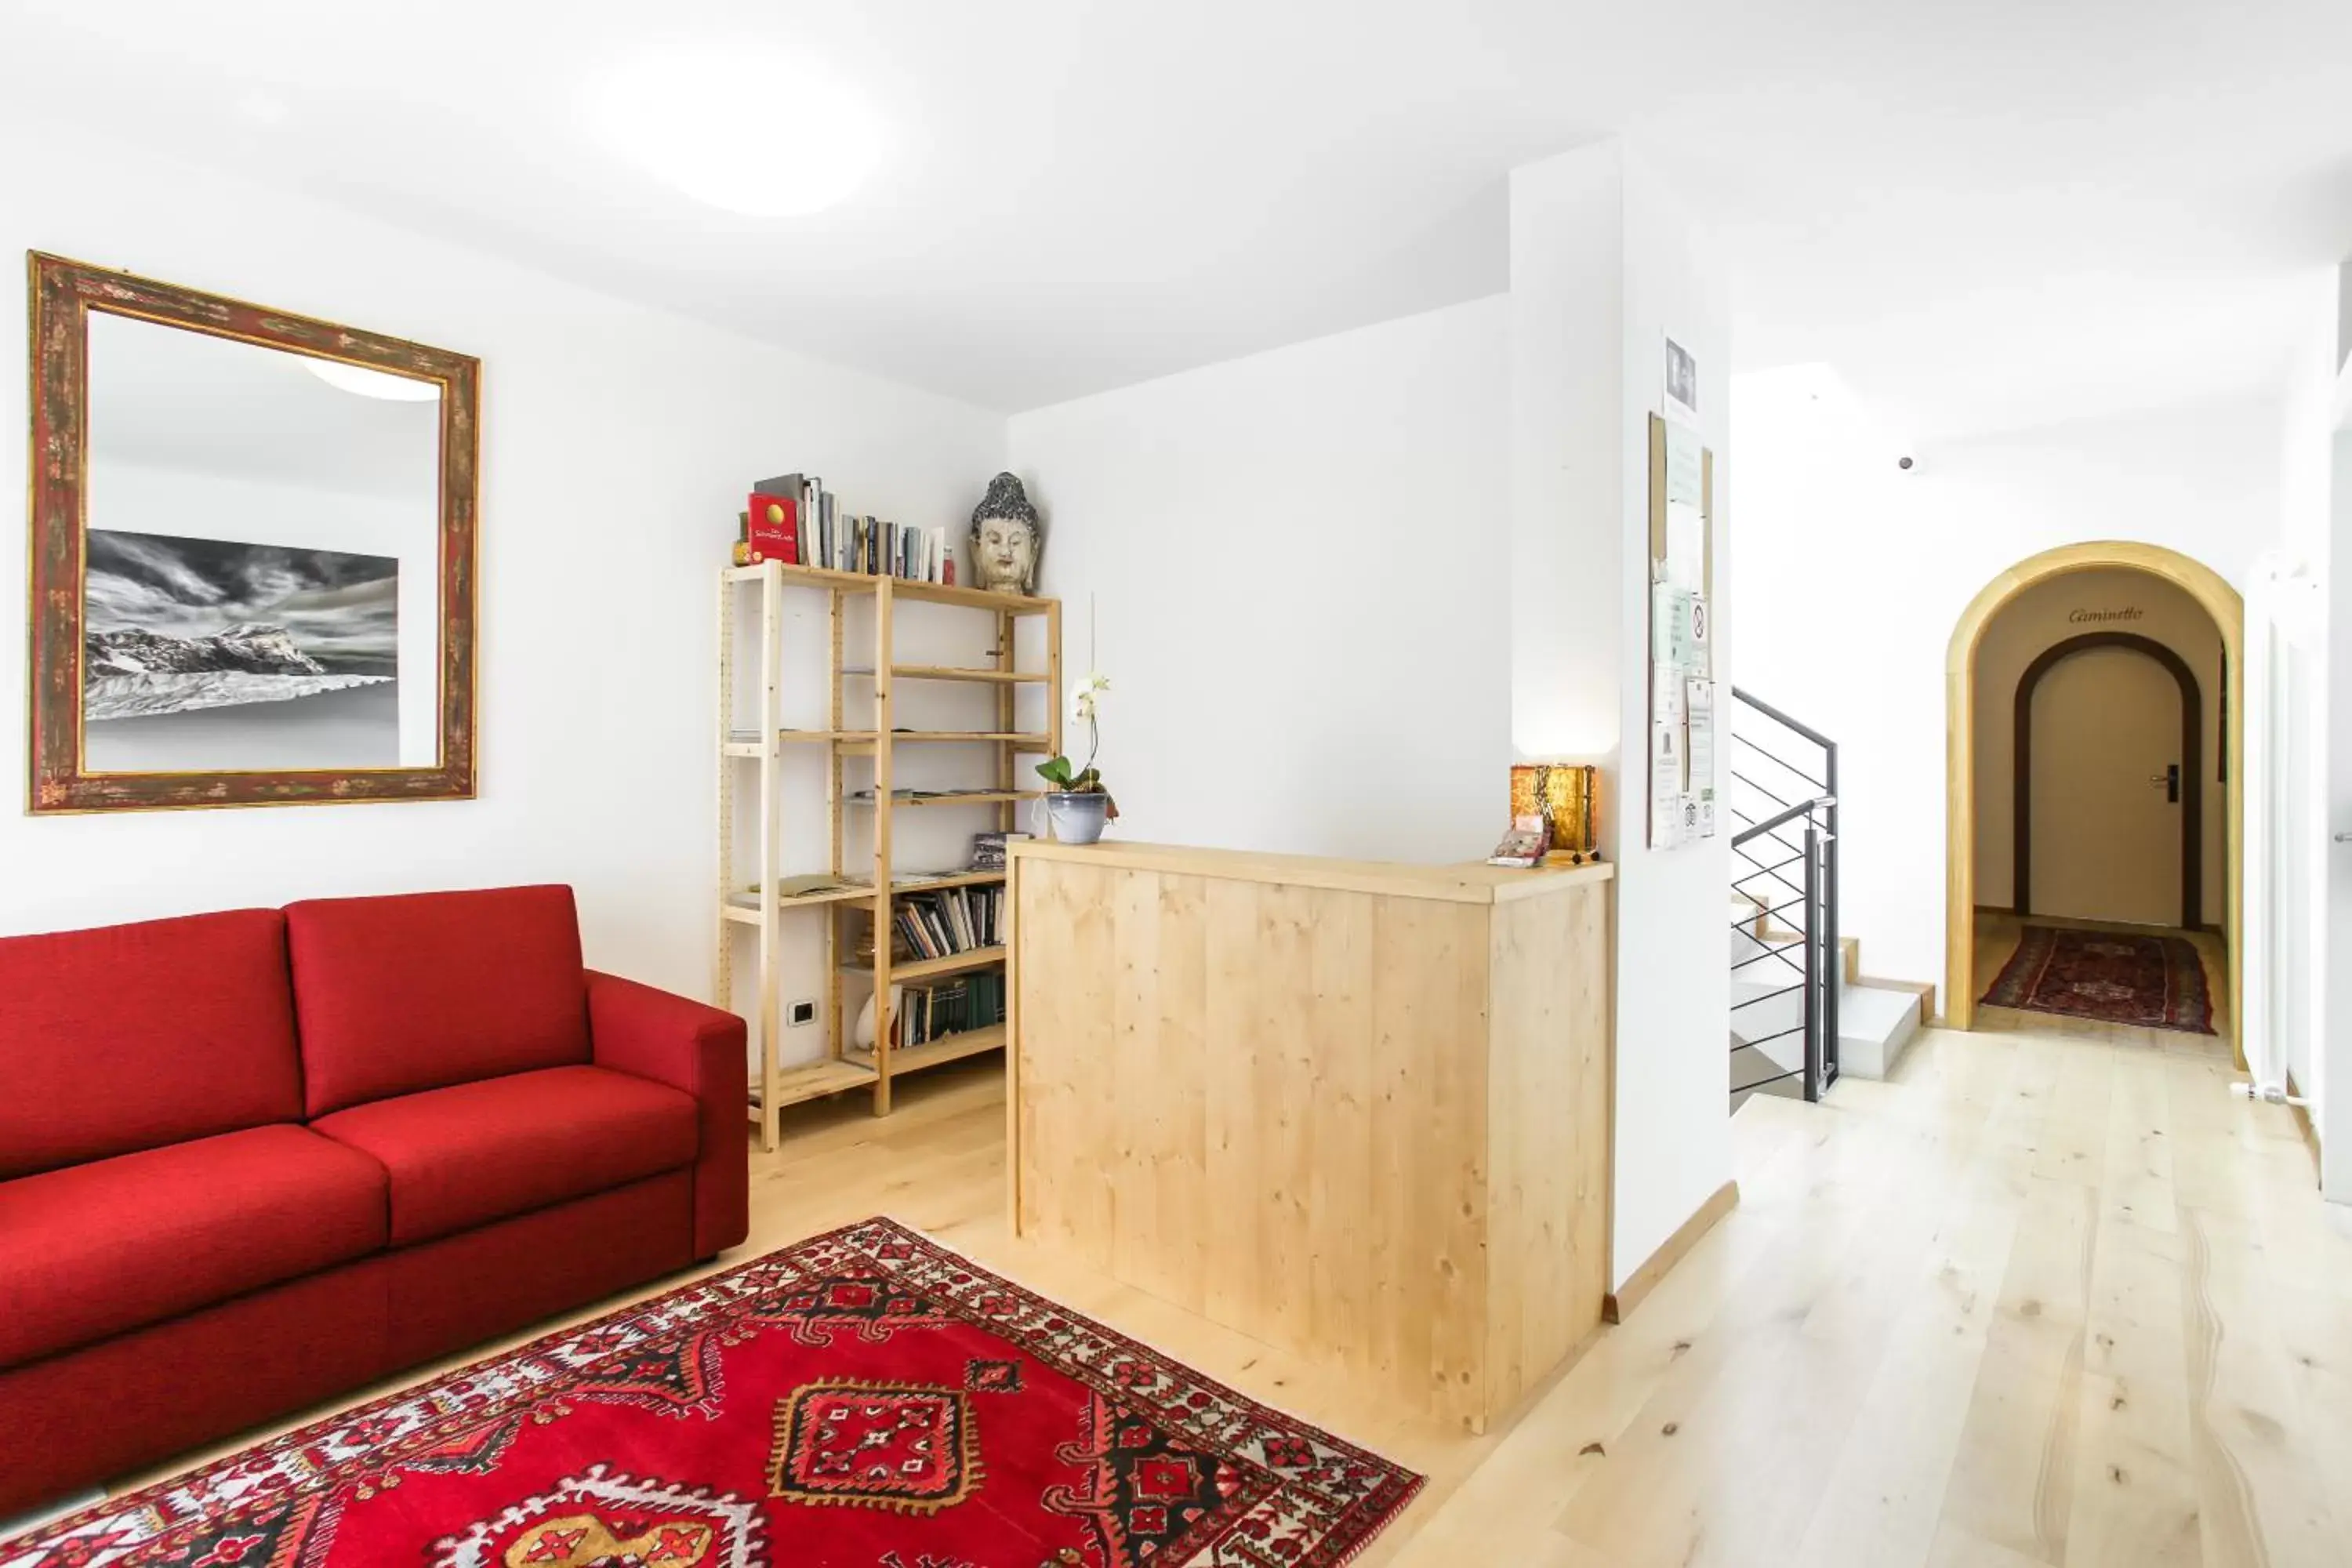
[1007,837,1613,905]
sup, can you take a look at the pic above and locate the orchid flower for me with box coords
[1070,672,1110,724]
[1040,671,1112,800]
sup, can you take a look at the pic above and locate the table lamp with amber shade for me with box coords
[1509,762,1600,865]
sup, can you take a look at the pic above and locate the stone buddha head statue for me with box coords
[968,473,1044,596]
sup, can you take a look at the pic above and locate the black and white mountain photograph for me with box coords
[82,528,399,771]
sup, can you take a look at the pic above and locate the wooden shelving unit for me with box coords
[717,560,1059,1148]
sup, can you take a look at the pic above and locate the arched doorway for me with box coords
[1946,542,2244,1058]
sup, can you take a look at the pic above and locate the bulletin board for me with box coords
[1646,411,1717,850]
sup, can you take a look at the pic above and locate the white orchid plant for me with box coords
[1036,672,1115,813]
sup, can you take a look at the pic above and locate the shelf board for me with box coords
[838,731,1051,754]
[891,870,1009,894]
[846,790,1041,809]
[746,1057,879,1112]
[723,869,1007,920]
[723,729,851,756]
[889,665,1053,685]
[850,1023,1006,1077]
[844,946,1007,982]
[727,731,1048,754]
[727,730,1045,757]
[724,561,1054,616]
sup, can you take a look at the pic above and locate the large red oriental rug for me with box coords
[1980,923,2216,1034]
[9,1219,1421,1568]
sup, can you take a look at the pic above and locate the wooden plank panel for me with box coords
[1305,887,1377,1382]
[1201,876,1268,1331]
[1370,894,1491,1430]
[1153,873,1213,1312]
[1109,869,1210,1308]
[1253,880,1324,1350]
[1485,880,1610,1415]
[1013,856,1116,1258]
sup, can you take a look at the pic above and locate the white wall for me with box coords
[2296,257,2352,1200]
[1511,141,1734,1290]
[1007,296,1513,864]
[1733,381,2280,992]
[0,122,1007,1014]
[1614,149,1737,1287]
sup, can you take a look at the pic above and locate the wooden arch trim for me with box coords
[2012,630,2201,931]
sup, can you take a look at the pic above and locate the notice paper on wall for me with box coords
[1650,695,1685,848]
[1647,412,1718,851]
[1686,677,1717,838]
[1664,423,1706,588]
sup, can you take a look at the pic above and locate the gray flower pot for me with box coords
[1046,792,1111,845]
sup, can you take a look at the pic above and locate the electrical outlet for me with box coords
[788,999,818,1027]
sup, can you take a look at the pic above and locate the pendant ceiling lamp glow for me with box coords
[589,51,882,217]
[303,358,441,402]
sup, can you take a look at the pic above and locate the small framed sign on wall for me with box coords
[1664,333,1699,426]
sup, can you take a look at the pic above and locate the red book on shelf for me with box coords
[746,492,798,564]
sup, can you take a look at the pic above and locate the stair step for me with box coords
[1837,982,1922,1080]
[1730,977,1923,1081]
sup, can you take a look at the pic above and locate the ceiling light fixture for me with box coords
[586,50,882,217]
[303,358,441,402]
[234,92,290,128]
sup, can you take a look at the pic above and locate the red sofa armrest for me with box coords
[586,970,748,1259]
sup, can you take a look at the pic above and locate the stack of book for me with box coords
[895,972,1008,1049]
[743,473,954,585]
[893,885,1004,961]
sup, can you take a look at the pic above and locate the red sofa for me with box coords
[0,885,747,1515]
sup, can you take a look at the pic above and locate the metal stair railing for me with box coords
[1729,688,1840,1105]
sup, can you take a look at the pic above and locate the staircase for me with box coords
[1729,691,1923,1109]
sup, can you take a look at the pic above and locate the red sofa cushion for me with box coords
[287,885,592,1116]
[0,1124,388,1369]
[0,909,302,1180]
[309,1065,699,1247]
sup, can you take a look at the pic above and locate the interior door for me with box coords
[2029,646,2182,927]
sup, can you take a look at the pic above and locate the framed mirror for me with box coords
[27,253,478,811]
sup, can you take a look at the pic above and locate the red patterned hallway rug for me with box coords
[8,1219,1421,1568]
[1980,924,2216,1034]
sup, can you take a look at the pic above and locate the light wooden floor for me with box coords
[103,1025,2349,1566]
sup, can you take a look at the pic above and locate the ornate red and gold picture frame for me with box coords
[26,252,479,812]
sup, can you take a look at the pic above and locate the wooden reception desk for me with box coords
[1007,839,1614,1432]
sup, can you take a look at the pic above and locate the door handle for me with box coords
[2147,764,2180,803]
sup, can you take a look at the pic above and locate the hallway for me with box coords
[1399,1021,2343,1566]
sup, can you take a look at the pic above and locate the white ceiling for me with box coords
[5,0,2350,437]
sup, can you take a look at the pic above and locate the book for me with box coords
[771,873,866,899]
[969,831,1029,872]
[746,487,799,564]
[1486,824,1547,868]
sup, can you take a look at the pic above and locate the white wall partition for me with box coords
[1009,296,1513,865]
